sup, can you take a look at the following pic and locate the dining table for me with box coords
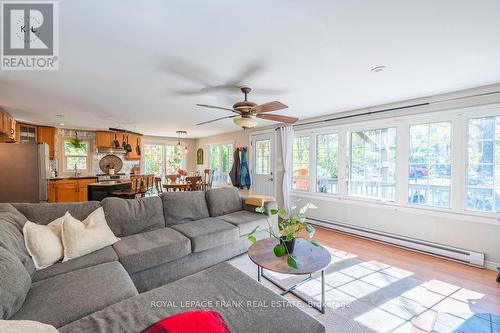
[163,182,190,192]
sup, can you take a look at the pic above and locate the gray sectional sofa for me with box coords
[0,187,325,333]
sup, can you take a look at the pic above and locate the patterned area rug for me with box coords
[228,246,499,333]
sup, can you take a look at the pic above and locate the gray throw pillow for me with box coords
[102,197,165,237]
[205,187,243,217]
[0,247,31,319]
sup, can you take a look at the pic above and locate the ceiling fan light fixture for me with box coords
[233,116,258,129]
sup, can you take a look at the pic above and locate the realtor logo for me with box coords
[1,1,59,70]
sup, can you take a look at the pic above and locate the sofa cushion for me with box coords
[0,213,35,276]
[0,247,31,319]
[113,228,191,274]
[58,263,325,333]
[170,218,238,253]
[218,210,270,236]
[160,191,209,225]
[32,246,118,283]
[205,188,242,217]
[102,196,165,237]
[12,261,138,328]
[12,202,101,226]
[0,203,27,232]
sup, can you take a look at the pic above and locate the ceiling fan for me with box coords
[196,87,298,129]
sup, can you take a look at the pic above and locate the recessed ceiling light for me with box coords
[59,123,65,126]
[370,66,387,73]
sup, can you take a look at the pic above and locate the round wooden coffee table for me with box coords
[248,238,331,313]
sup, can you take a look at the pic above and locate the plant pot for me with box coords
[280,237,296,254]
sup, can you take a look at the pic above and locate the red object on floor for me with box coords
[142,310,231,333]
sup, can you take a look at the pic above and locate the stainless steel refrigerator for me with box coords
[0,143,50,203]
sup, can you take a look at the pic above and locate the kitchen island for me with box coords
[87,180,131,201]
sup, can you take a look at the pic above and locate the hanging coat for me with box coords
[239,147,251,189]
[229,148,241,187]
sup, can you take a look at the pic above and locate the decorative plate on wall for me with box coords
[99,154,123,174]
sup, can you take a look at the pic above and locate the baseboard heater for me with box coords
[308,217,485,268]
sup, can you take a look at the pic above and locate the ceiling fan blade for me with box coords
[251,101,288,114]
[196,104,240,114]
[196,115,238,126]
[257,114,298,124]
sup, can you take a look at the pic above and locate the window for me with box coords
[349,128,396,200]
[63,140,90,173]
[408,122,451,207]
[316,133,338,193]
[292,136,310,190]
[210,143,234,184]
[144,144,184,177]
[467,116,499,212]
[255,139,271,175]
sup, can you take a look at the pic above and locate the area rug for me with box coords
[228,247,499,333]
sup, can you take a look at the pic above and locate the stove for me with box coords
[96,173,129,182]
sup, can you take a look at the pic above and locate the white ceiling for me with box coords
[1,0,500,138]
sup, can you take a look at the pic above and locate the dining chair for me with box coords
[186,176,203,191]
[154,176,162,194]
[203,169,214,191]
[112,176,142,199]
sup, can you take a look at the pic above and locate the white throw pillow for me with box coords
[61,207,120,261]
[0,320,59,333]
[23,214,66,270]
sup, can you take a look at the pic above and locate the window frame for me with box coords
[208,141,234,185]
[315,132,340,195]
[292,133,313,192]
[347,125,398,202]
[289,103,500,223]
[60,138,93,175]
[464,109,500,214]
[407,120,453,209]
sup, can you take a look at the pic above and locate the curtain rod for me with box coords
[275,90,500,131]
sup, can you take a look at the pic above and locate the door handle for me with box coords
[269,178,274,181]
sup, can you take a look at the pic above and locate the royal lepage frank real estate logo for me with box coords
[1,1,59,70]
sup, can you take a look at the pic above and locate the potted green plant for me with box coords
[248,202,320,269]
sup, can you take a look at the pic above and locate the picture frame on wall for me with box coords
[196,148,204,165]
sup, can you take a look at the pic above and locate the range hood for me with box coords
[96,147,127,154]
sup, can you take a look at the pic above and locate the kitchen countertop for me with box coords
[87,180,131,186]
[48,176,98,180]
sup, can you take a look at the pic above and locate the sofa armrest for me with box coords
[241,198,278,234]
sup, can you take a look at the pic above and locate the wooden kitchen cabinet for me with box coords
[95,131,113,148]
[16,123,37,143]
[125,134,141,160]
[0,110,16,142]
[48,178,98,203]
[78,178,97,201]
[37,126,56,160]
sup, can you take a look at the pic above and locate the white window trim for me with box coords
[208,141,235,185]
[289,103,500,222]
[59,138,93,176]
[142,142,187,173]
[314,131,340,195]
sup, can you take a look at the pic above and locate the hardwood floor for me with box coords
[313,226,500,315]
